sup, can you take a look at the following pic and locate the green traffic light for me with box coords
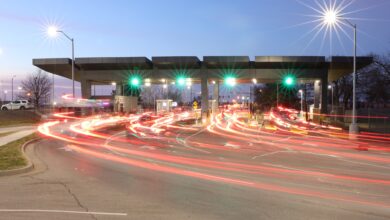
[129,76,141,87]
[177,77,186,86]
[283,76,295,87]
[224,76,236,87]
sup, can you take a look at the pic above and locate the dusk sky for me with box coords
[0,0,389,98]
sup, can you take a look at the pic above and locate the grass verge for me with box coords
[0,133,37,171]
[0,111,41,127]
[0,131,16,138]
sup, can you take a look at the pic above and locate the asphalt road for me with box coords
[0,112,389,220]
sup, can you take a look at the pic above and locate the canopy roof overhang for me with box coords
[33,56,373,83]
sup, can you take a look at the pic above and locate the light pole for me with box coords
[299,89,303,118]
[323,10,358,133]
[328,84,334,112]
[4,90,7,102]
[52,73,55,104]
[349,21,358,133]
[276,83,279,107]
[11,75,16,103]
[48,27,75,98]
[251,78,257,115]
[18,86,22,98]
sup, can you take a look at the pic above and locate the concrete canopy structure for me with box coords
[33,55,372,114]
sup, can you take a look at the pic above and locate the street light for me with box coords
[185,78,192,88]
[18,86,22,98]
[4,90,7,102]
[11,75,16,102]
[322,10,358,133]
[328,84,334,112]
[249,78,257,110]
[299,89,303,118]
[144,78,151,87]
[48,26,75,98]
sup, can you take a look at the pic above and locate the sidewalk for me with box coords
[0,126,36,147]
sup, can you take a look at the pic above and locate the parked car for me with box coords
[1,100,34,110]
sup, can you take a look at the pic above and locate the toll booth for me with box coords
[114,96,138,113]
[209,100,217,114]
[156,99,172,113]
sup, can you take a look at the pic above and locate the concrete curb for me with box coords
[0,137,40,177]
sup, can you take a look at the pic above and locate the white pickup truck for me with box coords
[1,100,34,110]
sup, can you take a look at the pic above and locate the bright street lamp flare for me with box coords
[324,10,338,25]
[47,26,58,37]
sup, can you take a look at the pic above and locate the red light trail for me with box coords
[38,105,390,209]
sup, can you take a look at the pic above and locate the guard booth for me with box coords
[209,100,217,114]
[114,96,138,113]
[156,99,172,113]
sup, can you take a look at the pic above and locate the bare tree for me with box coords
[19,70,52,109]
[333,53,390,109]
[373,53,390,84]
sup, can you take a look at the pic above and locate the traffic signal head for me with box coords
[177,77,186,86]
[283,75,295,87]
[224,76,236,87]
[129,76,141,87]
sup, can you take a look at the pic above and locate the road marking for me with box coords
[58,146,73,152]
[263,163,322,173]
[103,131,127,156]
[0,209,127,216]
[302,152,339,158]
[271,136,292,143]
[252,150,293,159]
[140,146,156,150]
[178,127,211,154]
[302,142,318,147]
[337,158,390,170]
[224,142,240,149]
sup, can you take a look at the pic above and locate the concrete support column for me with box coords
[213,81,219,112]
[116,84,123,96]
[201,77,209,119]
[314,80,321,109]
[320,76,328,114]
[81,79,92,99]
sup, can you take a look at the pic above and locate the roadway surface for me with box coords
[0,109,389,219]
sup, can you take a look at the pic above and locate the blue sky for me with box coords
[0,0,389,98]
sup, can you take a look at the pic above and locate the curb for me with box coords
[0,137,40,177]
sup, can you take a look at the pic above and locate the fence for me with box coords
[328,106,390,133]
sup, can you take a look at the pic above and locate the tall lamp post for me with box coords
[48,27,75,98]
[276,83,279,107]
[328,84,334,112]
[11,75,16,102]
[299,89,303,118]
[323,11,358,133]
[4,90,7,102]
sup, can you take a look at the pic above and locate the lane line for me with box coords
[252,150,294,159]
[103,131,127,156]
[0,209,127,216]
[180,127,211,154]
